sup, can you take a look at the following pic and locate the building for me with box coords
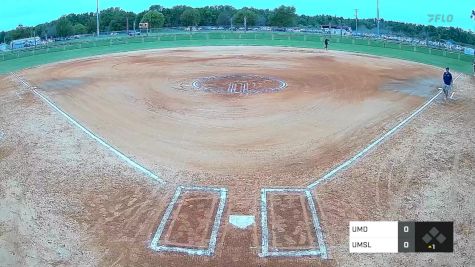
[321,25,352,36]
[10,37,41,50]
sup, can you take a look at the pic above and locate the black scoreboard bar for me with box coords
[350,221,453,253]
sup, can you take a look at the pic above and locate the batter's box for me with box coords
[260,188,327,258]
[150,186,227,256]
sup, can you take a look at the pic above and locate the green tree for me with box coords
[269,5,296,27]
[215,6,237,26]
[56,17,74,37]
[163,5,189,27]
[73,23,87,35]
[10,25,32,40]
[99,7,130,31]
[0,31,5,43]
[216,11,232,26]
[45,24,57,38]
[180,8,201,27]
[141,10,165,28]
[149,5,164,12]
[197,6,221,26]
[233,9,257,30]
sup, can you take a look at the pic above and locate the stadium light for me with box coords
[471,10,475,33]
[376,0,380,36]
[96,0,100,37]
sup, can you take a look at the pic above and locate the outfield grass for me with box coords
[0,37,473,74]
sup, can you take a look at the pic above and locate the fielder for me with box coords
[442,67,453,101]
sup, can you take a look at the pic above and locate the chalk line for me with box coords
[10,72,164,184]
[308,73,462,189]
[150,186,227,256]
[259,188,327,258]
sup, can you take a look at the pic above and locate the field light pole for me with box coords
[472,10,475,30]
[376,0,380,36]
[244,16,247,32]
[355,9,358,33]
[96,0,100,37]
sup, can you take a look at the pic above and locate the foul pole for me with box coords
[96,0,100,37]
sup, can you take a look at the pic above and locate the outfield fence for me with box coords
[1,32,473,63]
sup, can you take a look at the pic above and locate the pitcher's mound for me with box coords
[192,74,287,94]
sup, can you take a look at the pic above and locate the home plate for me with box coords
[229,215,255,229]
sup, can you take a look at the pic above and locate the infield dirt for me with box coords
[20,46,440,187]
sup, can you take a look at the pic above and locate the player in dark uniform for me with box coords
[442,67,453,101]
[324,38,329,50]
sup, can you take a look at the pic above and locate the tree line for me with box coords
[1,4,474,45]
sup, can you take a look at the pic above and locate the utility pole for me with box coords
[376,0,380,36]
[471,10,475,39]
[244,15,247,32]
[126,17,129,33]
[355,9,358,33]
[133,15,136,32]
[96,0,100,37]
[340,18,343,37]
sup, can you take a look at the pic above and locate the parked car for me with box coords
[128,31,141,36]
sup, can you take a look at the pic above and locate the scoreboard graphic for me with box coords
[349,221,453,253]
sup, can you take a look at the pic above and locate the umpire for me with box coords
[442,67,453,101]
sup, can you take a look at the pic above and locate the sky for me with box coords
[1,0,474,32]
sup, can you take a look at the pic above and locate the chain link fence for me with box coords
[1,31,473,63]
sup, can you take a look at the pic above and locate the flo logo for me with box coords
[428,14,454,23]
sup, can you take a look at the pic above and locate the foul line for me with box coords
[10,72,164,184]
[308,73,462,189]
[150,186,227,256]
[10,68,464,260]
